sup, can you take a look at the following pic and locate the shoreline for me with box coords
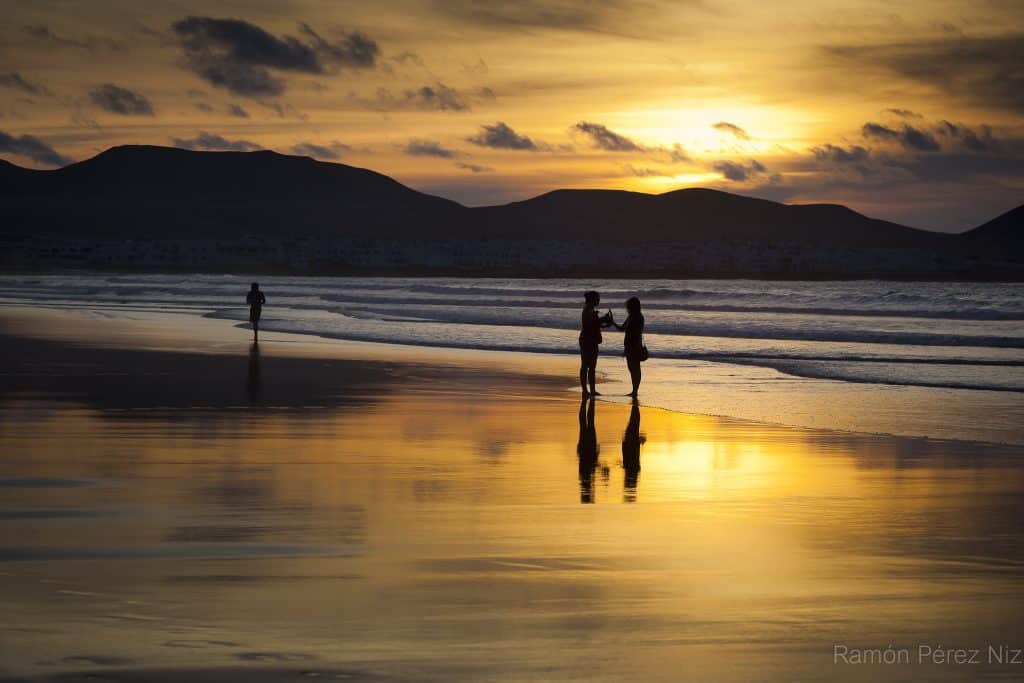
[1,306,1021,450]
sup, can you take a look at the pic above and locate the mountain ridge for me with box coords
[0,145,1020,278]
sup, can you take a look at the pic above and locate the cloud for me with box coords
[830,35,1024,114]
[712,121,750,140]
[290,141,350,160]
[434,0,681,35]
[22,24,124,52]
[227,103,249,118]
[0,130,71,166]
[712,159,767,182]
[573,121,643,151]
[0,73,49,96]
[884,108,921,119]
[936,121,998,152]
[403,139,457,158]
[456,161,493,173]
[171,17,379,97]
[296,23,378,68]
[467,121,538,150]
[89,84,154,116]
[171,131,262,152]
[392,51,425,67]
[364,83,472,111]
[625,165,673,177]
[660,143,690,163]
[861,122,939,151]
[811,144,870,164]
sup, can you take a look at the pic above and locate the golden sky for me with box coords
[1,0,1022,230]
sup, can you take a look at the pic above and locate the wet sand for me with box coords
[1,309,1023,682]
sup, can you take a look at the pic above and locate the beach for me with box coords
[1,303,1023,682]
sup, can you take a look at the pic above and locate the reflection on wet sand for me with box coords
[1,337,1023,681]
[246,342,262,405]
[577,396,598,504]
[621,399,645,503]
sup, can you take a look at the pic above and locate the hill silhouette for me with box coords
[0,145,464,239]
[965,204,1024,242]
[1,145,1020,277]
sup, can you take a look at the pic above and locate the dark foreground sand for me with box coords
[1,309,1023,682]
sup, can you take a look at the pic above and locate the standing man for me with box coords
[579,290,613,396]
[246,282,266,342]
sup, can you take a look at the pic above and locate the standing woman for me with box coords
[612,296,645,397]
[579,290,612,396]
[246,282,266,342]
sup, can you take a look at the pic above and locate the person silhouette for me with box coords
[579,291,614,396]
[577,395,599,504]
[246,282,266,341]
[610,296,645,397]
[621,399,645,503]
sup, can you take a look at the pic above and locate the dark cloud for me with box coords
[227,103,249,118]
[22,24,125,52]
[296,23,378,68]
[625,165,673,177]
[884,108,921,119]
[351,82,473,112]
[573,121,643,151]
[290,141,350,160]
[456,161,493,173]
[467,121,538,150]
[171,131,262,152]
[171,17,379,97]
[712,159,767,182]
[862,122,939,151]
[389,83,471,111]
[0,130,71,166]
[0,73,49,96]
[661,143,690,163]
[830,35,1024,114]
[712,121,750,140]
[812,144,870,164]
[404,139,457,158]
[936,121,998,152]
[89,84,154,116]
[400,83,470,111]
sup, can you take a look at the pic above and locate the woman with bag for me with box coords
[611,296,647,397]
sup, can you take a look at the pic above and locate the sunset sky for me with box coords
[1,0,1022,231]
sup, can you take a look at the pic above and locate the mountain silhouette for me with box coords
[1,146,1020,277]
[965,204,1024,243]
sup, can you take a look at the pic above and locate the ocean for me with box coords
[2,274,1022,444]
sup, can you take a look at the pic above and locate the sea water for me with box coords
[1,275,1022,443]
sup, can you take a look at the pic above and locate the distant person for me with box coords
[246,282,266,341]
[610,296,646,397]
[577,395,599,504]
[621,399,645,502]
[579,290,614,396]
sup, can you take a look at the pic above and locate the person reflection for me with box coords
[621,399,645,503]
[577,396,599,504]
[246,342,262,404]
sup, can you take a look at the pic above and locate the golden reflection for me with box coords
[2,387,1023,681]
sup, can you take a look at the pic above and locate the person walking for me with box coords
[246,282,266,342]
